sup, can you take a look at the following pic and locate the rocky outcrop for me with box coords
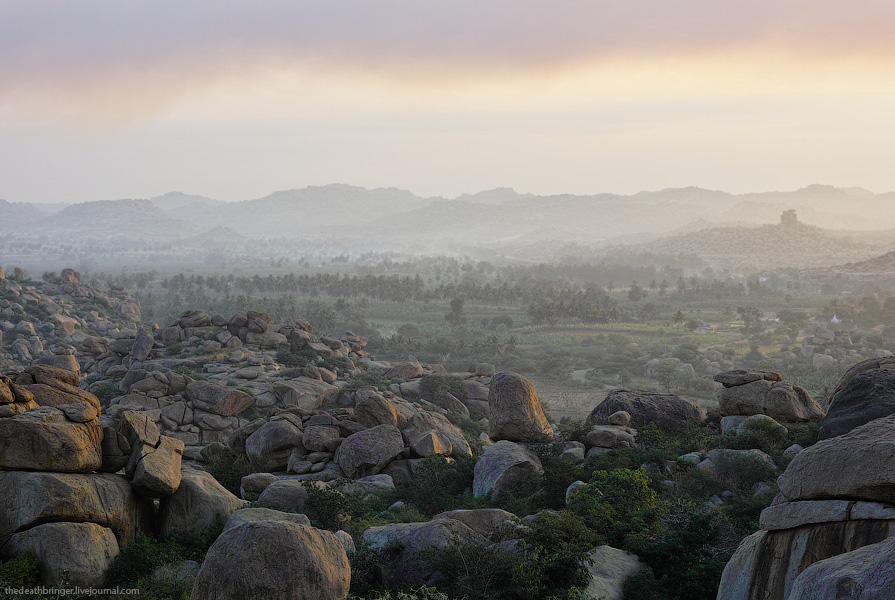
[588,389,705,433]
[715,370,824,422]
[717,412,895,599]
[363,512,492,588]
[335,424,404,479]
[158,468,246,539]
[778,415,895,503]
[786,534,895,599]
[488,372,554,442]
[189,521,350,600]
[0,471,153,548]
[819,357,895,440]
[0,405,102,472]
[3,522,120,587]
[473,440,543,501]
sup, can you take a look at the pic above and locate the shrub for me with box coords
[568,469,662,547]
[91,383,122,407]
[397,455,481,517]
[0,554,41,590]
[627,507,732,600]
[203,456,243,497]
[106,524,221,590]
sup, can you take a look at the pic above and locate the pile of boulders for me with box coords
[716,360,895,599]
[715,369,824,424]
[0,362,221,586]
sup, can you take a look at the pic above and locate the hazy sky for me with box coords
[3,1,895,203]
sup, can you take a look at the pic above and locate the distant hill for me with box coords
[37,199,197,240]
[621,217,890,270]
[5,185,895,266]
[0,200,48,233]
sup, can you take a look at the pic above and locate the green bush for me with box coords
[106,525,222,589]
[397,455,481,517]
[204,456,243,497]
[91,383,121,407]
[568,469,662,547]
[0,554,41,590]
[627,507,731,600]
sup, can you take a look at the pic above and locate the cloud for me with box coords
[3,0,895,120]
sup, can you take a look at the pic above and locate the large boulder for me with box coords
[129,435,184,497]
[2,522,119,587]
[256,480,310,513]
[779,414,895,503]
[189,521,350,600]
[717,521,895,600]
[158,468,246,539]
[585,546,646,600]
[223,507,311,531]
[718,379,774,416]
[0,406,102,472]
[588,389,705,433]
[787,534,895,600]
[273,378,339,411]
[245,419,303,472]
[402,411,472,458]
[473,440,543,501]
[819,358,895,440]
[186,382,254,417]
[488,372,554,443]
[0,471,153,547]
[764,383,825,422]
[335,425,404,479]
[363,515,490,587]
[714,370,782,387]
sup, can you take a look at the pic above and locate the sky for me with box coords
[2,1,895,204]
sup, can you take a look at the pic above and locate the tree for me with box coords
[449,297,465,316]
[673,310,685,326]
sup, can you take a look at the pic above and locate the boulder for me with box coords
[819,359,895,440]
[256,480,310,513]
[0,406,102,472]
[717,521,895,600]
[764,383,825,422]
[585,546,646,600]
[223,507,311,531]
[363,515,490,587]
[189,521,350,600]
[335,424,405,479]
[787,534,895,600]
[2,522,119,587]
[302,425,341,453]
[779,415,895,503]
[402,411,472,458]
[240,472,279,501]
[588,389,705,433]
[245,420,303,472]
[273,378,339,411]
[158,468,246,539]
[488,372,554,443]
[718,379,774,416]
[713,370,782,387]
[385,360,423,379]
[186,382,254,417]
[473,440,543,501]
[0,471,153,547]
[130,435,184,497]
[586,425,636,449]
